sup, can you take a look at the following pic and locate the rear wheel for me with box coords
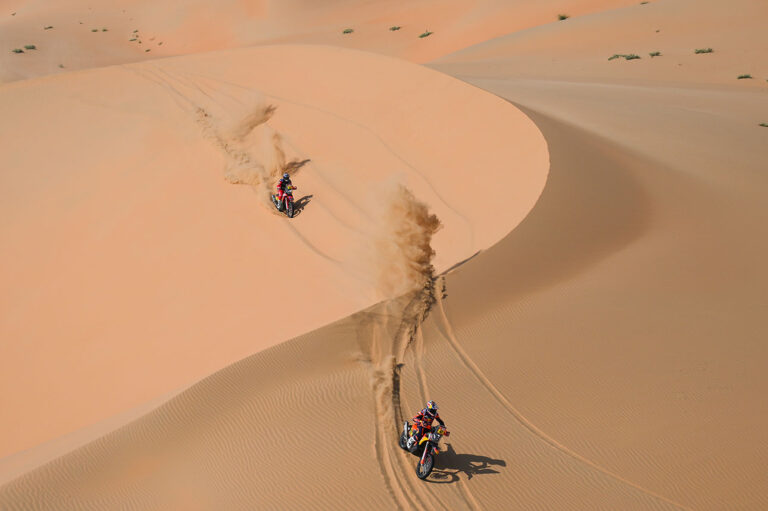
[416,453,434,479]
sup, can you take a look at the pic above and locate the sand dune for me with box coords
[2,0,768,509]
[434,0,768,87]
[0,45,547,463]
[1,0,642,81]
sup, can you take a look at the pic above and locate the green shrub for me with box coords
[737,74,752,79]
[44,25,53,30]
[58,64,64,68]
[608,53,641,61]
[11,48,23,53]
[102,28,108,32]
[649,51,661,57]
[759,123,768,127]
[419,30,433,38]
[342,28,353,34]
[694,48,713,54]
[389,26,401,31]
[558,14,569,20]
[91,28,98,32]
[24,44,36,50]
[129,38,137,41]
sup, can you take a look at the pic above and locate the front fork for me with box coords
[420,442,431,465]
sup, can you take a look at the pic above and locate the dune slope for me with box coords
[428,5,768,506]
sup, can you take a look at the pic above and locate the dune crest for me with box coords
[0,44,548,466]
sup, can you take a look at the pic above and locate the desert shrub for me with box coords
[44,25,53,30]
[558,14,569,20]
[11,48,23,53]
[609,53,641,61]
[649,51,661,57]
[419,30,433,38]
[91,28,98,32]
[694,48,713,54]
[760,123,768,127]
[737,74,752,79]
[389,26,401,31]
[24,44,36,50]
[342,28,353,34]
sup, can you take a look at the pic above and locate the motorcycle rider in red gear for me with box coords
[276,172,293,205]
[406,400,445,450]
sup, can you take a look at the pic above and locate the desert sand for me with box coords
[2,0,767,509]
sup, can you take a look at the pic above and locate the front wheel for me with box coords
[286,200,294,218]
[416,453,434,479]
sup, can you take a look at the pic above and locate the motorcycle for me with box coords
[398,420,450,479]
[271,184,297,218]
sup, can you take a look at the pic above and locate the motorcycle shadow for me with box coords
[291,195,313,217]
[424,443,506,484]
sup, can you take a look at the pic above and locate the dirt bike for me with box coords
[271,185,297,218]
[398,420,450,479]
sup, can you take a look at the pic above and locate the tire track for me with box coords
[433,276,689,510]
[411,282,481,511]
[364,313,432,511]
[362,284,478,511]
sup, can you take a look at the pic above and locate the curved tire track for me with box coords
[433,276,689,510]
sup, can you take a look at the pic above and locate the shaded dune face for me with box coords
[0,45,548,464]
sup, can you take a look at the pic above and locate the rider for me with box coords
[406,400,446,450]
[275,172,293,204]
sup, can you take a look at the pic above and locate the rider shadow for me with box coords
[425,443,506,484]
[292,195,313,217]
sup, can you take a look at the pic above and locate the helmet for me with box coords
[425,400,438,417]
[283,173,290,180]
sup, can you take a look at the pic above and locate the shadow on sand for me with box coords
[424,443,506,484]
[291,195,313,217]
